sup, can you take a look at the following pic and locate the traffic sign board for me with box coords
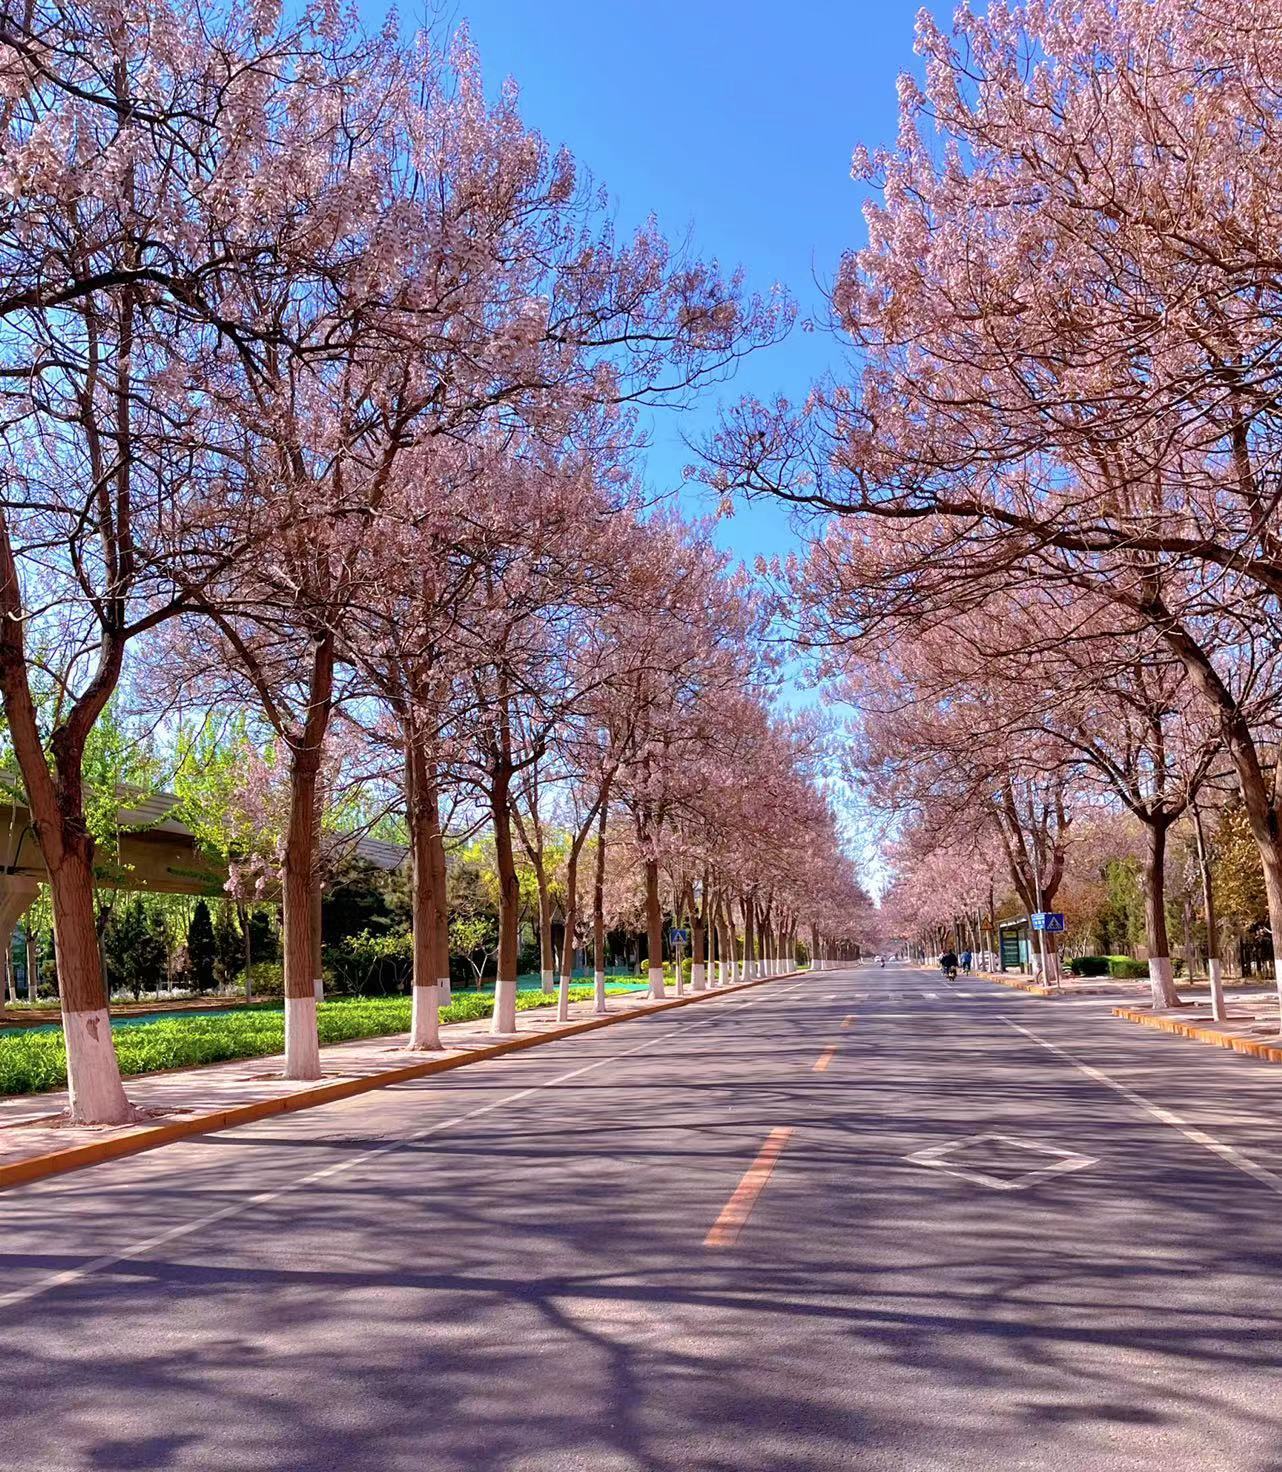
[1031,912,1065,933]
[669,928,690,946]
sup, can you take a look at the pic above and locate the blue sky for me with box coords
[410,0,948,568]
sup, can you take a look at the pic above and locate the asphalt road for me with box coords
[5,962,1282,1471]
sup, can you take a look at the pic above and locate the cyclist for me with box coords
[960,949,972,975]
[939,948,959,982]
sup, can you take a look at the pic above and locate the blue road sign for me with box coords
[669,928,690,946]
[1031,912,1065,933]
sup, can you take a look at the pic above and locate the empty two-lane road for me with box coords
[4,964,1282,1471]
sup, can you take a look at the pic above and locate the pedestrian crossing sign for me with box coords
[1031,912,1065,932]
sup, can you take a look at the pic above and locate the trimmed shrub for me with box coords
[1067,956,1110,977]
[1108,955,1149,979]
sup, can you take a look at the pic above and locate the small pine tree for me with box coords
[187,900,218,993]
[104,897,169,1001]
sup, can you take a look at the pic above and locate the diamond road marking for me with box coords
[905,1133,1097,1192]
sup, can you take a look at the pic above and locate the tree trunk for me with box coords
[742,897,755,981]
[1142,818,1178,1009]
[278,634,334,1080]
[427,770,451,1008]
[25,925,37,1004]
[282,753,323,1079]
[406,740,441,1051]
[537,874,555,993]
[645,855,665,999]
[1159,614,1282,1017]
[490,765,520,1033]
[49,839,135,1122]
[720,912,734,986]
[310,876,323,1002]
[557,845,580,1023]
[238,901,253,1004]
[1192,803,1226,1021]
[592,798,608,1014]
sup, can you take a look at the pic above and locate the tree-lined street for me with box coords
[5,966,1282,1470]
[8,0,1282,1462]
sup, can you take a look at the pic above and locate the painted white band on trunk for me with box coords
[284,993,321,1079]
[437,976,452,1006]
[648,965,666,999]
[1207,957,1226,1020]
[691,962,706,991]
[491,978,518,1034]
[63,1007,132,1124]
[409,982,440,1049]
[1148,955,1174,1006]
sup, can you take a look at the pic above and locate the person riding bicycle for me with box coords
[959,949,972,975]
[939,949,959,981]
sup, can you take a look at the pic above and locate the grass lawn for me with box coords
[0,985,637,1098]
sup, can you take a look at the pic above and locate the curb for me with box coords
[1112,1005,1282,1063]
[0,971,799,1193]
[976,972,1055,997]
[975,971,1141,999]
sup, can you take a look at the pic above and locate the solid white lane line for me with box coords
[0,980,808,1311]
[1005,1019,1282,1197]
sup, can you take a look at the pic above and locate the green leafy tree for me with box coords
[172,716,278,1000]
[449,913,499,984]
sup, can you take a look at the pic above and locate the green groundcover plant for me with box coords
[0,986,633,1098]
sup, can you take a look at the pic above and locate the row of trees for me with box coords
[706,0,1282,1015]
[0,1,865,1123]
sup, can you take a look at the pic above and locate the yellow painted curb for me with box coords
[0,970,799,1193]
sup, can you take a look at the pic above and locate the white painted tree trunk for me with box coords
[1208,957,1226,1022]
[285,993,321,1078]
[594,968,607,1014]
[691,962,706,991]
[438,976,452,1007]
[648,965,666,1000]
[491,977,518,1034]
[64,1010,135,1123]
[408,982,440,1050]
[1148,955,1177,1009]
[557,971,571,1022]
[541,968,555,995]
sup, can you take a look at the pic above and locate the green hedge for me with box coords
[1066,954,1152,979]
[0,985,630,1098]
[1067,956,1111,977]
[1108,955,1149,979]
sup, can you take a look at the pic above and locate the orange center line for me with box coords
[813,1043,839,1072]
[703,1126,794,1249]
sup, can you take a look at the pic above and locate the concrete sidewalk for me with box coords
[0,973,795,1189]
